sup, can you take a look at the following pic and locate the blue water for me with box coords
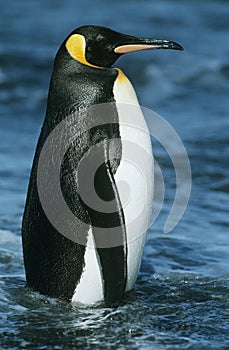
[0,0,229,349]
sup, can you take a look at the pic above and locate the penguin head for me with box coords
[65,25,183,68]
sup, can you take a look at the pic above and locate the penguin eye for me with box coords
[96,34,104,41]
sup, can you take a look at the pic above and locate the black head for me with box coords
[64,25,183,68]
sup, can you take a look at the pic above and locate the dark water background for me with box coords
[0,0,229,349]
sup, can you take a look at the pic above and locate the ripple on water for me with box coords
[0,270,229,349]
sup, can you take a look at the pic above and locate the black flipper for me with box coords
[77,136,127,308]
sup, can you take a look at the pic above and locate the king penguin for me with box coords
[22,25,183,308]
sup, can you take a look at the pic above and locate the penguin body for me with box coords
[22,26,183,307]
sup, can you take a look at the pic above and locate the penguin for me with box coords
[22,25,183,308]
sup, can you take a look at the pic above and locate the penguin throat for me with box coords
[66,34,103,69]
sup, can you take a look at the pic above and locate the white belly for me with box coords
[72,227,103,304]
[113,69,154,291]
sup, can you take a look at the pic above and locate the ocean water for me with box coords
[0,0,229,349]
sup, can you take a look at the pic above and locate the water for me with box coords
[0,0,229,349]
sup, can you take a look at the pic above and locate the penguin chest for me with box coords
[113,70,154,291]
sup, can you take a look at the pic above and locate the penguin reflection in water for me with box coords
[22,26,183,308]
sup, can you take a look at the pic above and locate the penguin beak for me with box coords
[114,38,183,54]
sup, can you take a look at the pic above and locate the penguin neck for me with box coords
[65,34,125,80]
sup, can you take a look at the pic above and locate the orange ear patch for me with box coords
[66,34,99,68]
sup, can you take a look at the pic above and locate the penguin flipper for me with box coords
[77,138,127,308]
